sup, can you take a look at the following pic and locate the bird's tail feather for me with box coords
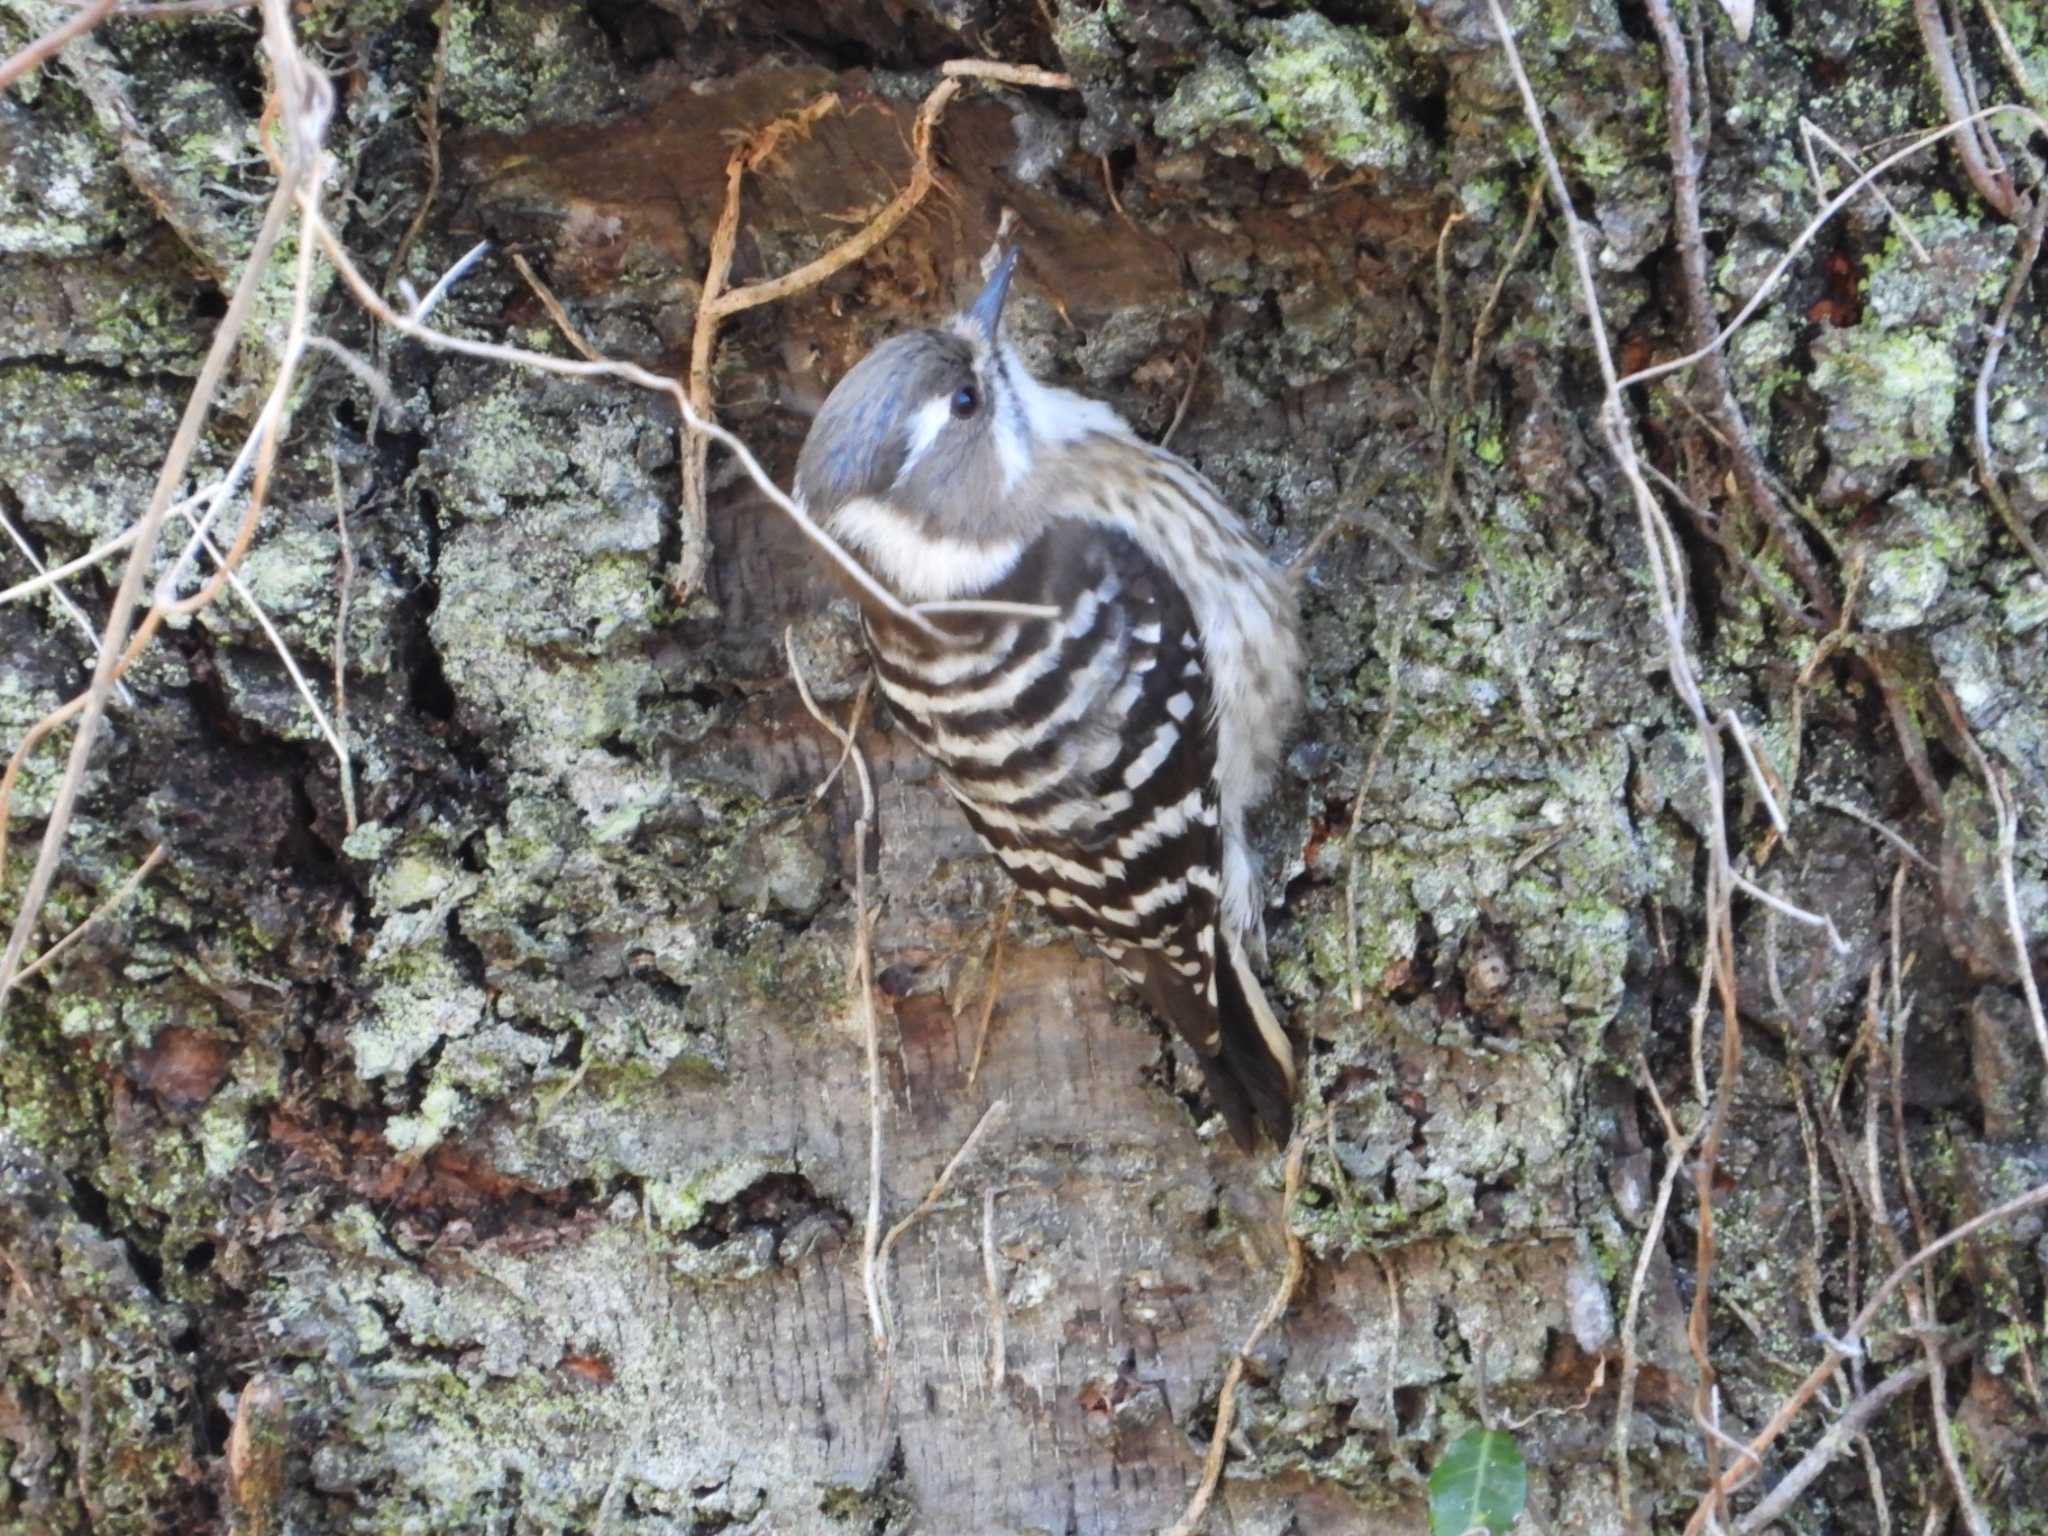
[1213,931,1296,1149]
[1137,932,1297,1151]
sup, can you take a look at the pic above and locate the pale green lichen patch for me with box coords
[352,947,487,1081]
[0,365,186,544]
[1156,14,1419,176]
[1861,490,1983,632]
[441,0,624,135]
[1245,13,1417,175]
[1808,327,1958,495]
[645,1154,793,1235]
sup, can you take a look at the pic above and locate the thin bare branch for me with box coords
[873,1099,1011,1341]
[1620,105,2048,396]
[1162,1120,1315,1536]
[0,0,116,91]
[1694,1180,2048,1529]
[1913,0,2021,217]
[1732,1341,1975,1534]
[13,843,165,986]
[1971,180,2048,581]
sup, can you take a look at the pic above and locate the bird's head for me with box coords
[794,248,1123,559]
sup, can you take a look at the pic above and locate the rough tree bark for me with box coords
[1,1,2045,1533]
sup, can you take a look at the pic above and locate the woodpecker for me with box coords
[795,248,1305,1148]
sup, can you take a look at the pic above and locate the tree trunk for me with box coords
[2,0,2045,1531]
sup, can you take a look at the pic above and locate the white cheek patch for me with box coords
[1004,345,1129,447]
[895,394,956,481]
[993,396,1033,492]
[830,496,1025,601]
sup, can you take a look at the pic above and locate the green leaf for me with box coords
[1427,1428,1528,1536]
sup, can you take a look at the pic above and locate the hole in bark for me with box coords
[1392,1383,1428,1434]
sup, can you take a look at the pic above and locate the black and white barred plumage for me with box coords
[795,249,1305,1147]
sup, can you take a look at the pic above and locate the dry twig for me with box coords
[1913,0,2022,217]
[784,626,887,1349]
[0,0,116,91]
[1645,0,1837,621]
[1733,1341,1975,1534]
[873,1098,1010,1345]
[1971,180,2048,581]
[510,251,604,362]
[1162,1120,1317,1536]
[1690,1178,2048,1530]
[12,843,165,987]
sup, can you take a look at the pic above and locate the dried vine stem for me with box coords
[0,0,327,1012]
[782,628,887,1351]
[872,1098,1010,1345]
[12,843,165,987]
[1913,0,2021,217]
[1971,179,2048,581]
[673,59,1075,598]
[1163,1120,1316,1536]
[0,0,116,91]
[1733,1340,1975,1534]
[1644,0,1836,622]
[1688,1178,2048,1530]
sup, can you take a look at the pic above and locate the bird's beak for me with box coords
[965,245,1019,342]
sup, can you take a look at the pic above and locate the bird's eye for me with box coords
[950,385,979,419]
